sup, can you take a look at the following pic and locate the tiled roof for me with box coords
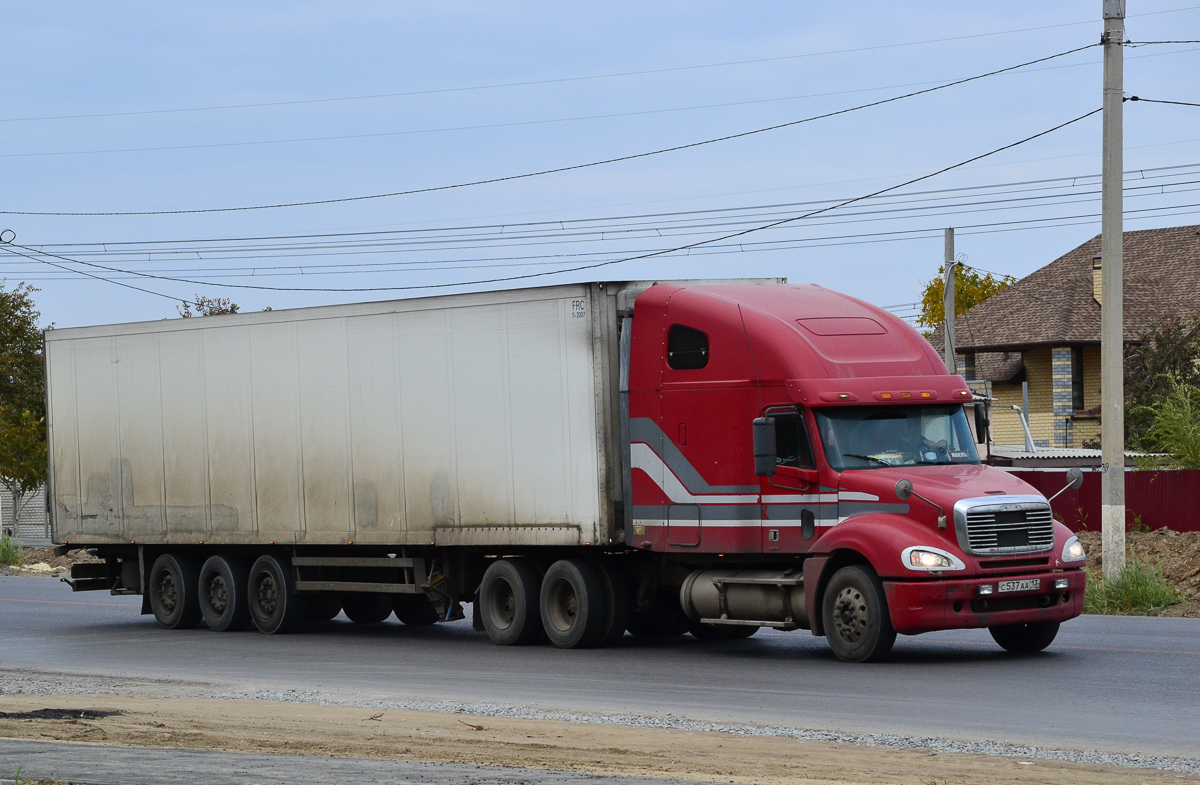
[929,224,1200,352]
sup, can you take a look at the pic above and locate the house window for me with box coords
[667,325,709,370]
[1071,346,1084,411]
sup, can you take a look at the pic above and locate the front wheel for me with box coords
[821,565,896,663]
[989,621,1060,653]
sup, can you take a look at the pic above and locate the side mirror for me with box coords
[973,402,990,444]
[752,417,776,477]
[894,479,914,500]
[1047,467,1085,502]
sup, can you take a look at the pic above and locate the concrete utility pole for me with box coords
[1101,0,1126,579]
[943,228,956,374]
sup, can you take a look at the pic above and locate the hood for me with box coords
[839,463,1041,512]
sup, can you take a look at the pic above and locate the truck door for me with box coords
[659,321,761,553]
[759,408,831,553]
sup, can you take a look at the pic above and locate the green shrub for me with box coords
[0,532,22,567]
[1085,555,1185,615]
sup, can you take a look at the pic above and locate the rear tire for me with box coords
[540,559,606,649]
[341,593,393,624]
[393,593,440,626]
[479,559,543,645]
[821,565,896,663]
[248,555,306,634]
[198,555,252,632]
[989,621,1060,653]
[148,553,203,630]
[303,593,343,622]
[592,559,631,647]
[626,588,688,638]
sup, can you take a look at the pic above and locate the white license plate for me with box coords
[998,578,1041,593]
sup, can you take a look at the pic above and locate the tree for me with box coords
[1134,382,1200,469]
[916,264,1014,333]
[178,295,240,317]
[0,282,46,534]
[1124,313,1200,446]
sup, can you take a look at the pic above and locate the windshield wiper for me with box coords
[842,453,893,467]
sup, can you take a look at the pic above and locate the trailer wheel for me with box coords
[591,559,631,647]
[149,554,203,630]
[626,588,688,638]
[198,555,252,632]
[989,621,1060,653]
[248,555,306,634]
[540,559,606,649]
[479,559,543,646]
[304,593,343,622]
[821,565,896,663]
[341,593,393,624]
[393,594,440,626]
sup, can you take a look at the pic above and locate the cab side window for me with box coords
[667,325,709,370]
[775,411,815,469]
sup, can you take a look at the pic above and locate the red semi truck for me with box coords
[49,280,1086,662]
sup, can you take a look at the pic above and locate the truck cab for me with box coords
[625,282,1086,661]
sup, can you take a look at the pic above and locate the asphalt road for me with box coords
[2,576,1198,759]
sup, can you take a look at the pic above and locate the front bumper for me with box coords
[883,569,1085,635]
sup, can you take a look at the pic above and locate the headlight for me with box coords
[901,546,966,572]
[1062,535,1086,563]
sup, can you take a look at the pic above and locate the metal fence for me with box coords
[1,485,49,542]
[1008,469,1200,533]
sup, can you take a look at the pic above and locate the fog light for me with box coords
[1053,577,1070,589]
[977,584,994,596]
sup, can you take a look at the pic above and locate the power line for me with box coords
[28,160,1197,253]
[0,44,1098,218]
[0,241,185,303]
[0,108,1103,295]
[1129,96,1200,107]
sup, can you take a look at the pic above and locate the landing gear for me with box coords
[248,555,306,634]
[478,559,544,645]
[148,553,203,630]
[989,621,1060,653]
[821,565,896,663]
[198,555,252,632]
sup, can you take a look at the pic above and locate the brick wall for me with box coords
[991,347,1054,447]
[1,485,48,542]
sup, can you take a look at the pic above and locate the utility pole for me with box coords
[943,228,956,374]
[1101,0,1126,579]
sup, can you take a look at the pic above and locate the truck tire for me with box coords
[592,559,631,647]
[198,555,252,632]
[479,558,543,646]
[989,621,1059,653]
[149,553,203,630]
[341,593,394,624]
[393,594,440,626]
[821,565,896,663]
[540,559,606,649]
[304,593,343,622]
[626,588,688,638]
[248,555,306,634]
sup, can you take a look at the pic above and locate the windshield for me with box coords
[814,405,980,471]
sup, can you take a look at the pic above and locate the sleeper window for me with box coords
[667,325,709,370]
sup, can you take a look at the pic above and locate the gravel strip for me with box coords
[4,669,1199,775]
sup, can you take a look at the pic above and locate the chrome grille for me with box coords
[953,495,1056,556]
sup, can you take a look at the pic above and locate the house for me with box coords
[929,224,1200,449]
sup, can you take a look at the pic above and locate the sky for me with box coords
[2,1,1198,328]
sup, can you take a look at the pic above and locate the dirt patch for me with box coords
[0,694,1194,785]
[1077,529,1200,615]
[0,708,119,721]
[0,547,100,578]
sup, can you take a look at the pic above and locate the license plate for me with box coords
[998,578,1041,593]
